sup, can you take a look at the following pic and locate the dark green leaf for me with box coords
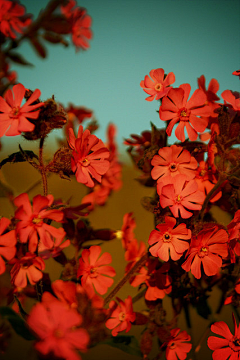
[196,296,212,319]
[0,307,35,340]
[6,52,33,66]
[102,335,142,357]
[0,149,38,168]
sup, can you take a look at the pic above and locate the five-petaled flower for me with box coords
[105,296,136,337]
[182,226,228,279]
[208,314,240,360]
[27,299,89,360]
[151,145,198,182]
[0,0,31,39]
[0,83,44,137]
[140,68,175,101]
[68,125,110,187]
[159,83,214,141]
[163,328,192,360]
[148,216,191,261]
[14,193,64,253]
[159,174,205,219]
[0,217,16,275]
[77,245,116,297]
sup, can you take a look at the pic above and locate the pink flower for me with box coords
[208,314,240,360]
[61,0,92,50]
[27,300,89,360]
[0,83,44,137]
[163,328,192,360]
[151,145,197,182]
[77,245,116,297]
[160,174,205,219]
[148,216,191,261]
[0,217,16,275]
[68,125,110,187]
[140,68,175,101]
[10,253,45,288]
[105,296,136,336]
[14,193,64,253]
[159,84,214,141]
[182,227,228,279]
[221,90,240,112]
[0,0,31,39]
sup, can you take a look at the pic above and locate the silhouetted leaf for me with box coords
[0,307,35,340]
[6,52,33,66]
[102,335,142,357]
[0,148,38,168]
[29,37,47,58]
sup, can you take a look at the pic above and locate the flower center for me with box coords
[169,163,178,172]
[54,329,64,338]
[179,107,190,121]
[81,158,90,167]
[90,267,98,278]
[169,342,176,349]
[198,246,209,258]
[10,107,20,118]
[175,194,182,203]
[119,312,126,321]
[32,217,43,225]
[21,262,29,269]
[200,170,207,177]
[163,233,172,243]
[233,338,240,347]
[155,83,163,91]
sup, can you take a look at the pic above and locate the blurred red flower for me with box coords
[77,245,116,297]
[0,83,44,137]
[163,328,192,360]
[0,217,16,275]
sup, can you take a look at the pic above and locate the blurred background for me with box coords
[0,0,239,359]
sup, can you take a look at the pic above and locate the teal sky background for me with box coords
[2,0,240,154]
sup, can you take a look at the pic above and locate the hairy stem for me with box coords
[104,253,148,306]
[39,137,48,196]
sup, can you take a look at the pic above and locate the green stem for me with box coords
[104,253,148,307]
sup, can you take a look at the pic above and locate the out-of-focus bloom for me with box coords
[232,70,240,79]
[63,103,92,139]
[221,90,240,112]
[160,174,205,219]
[163,328,192,360]
[61,0,92,50]
[38,228,70,259]
[68,125,110,187]
[0,0,31,39]
[140,68,175,101]
[120,212,136,250]
[14,193,64,253]
[27,300,89,360]
[148,216,191,261]
[10,253,45,288]
[182,227,228,279]
[131,260,172,301]
[207,314,240,360]
[195,161,222,203]
[77,245,116,297]
[228,210,240,262]
[159,84,214,141]
[197,75,220,116]
[0,83,44,137]
[105,296,136,337]
[151,145,197,182]
[0,217,16,275]
[125,239,146,272]
[224,279,240,305]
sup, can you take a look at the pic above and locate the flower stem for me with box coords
[39,137,48,196]
[104,253,148,306]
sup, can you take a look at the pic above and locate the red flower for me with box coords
[77,245,116,297]
[27,300,89,360]
[0,0,31,39]
[232,70,240,79]
[68,125,110,187]
[0,83,44,137]
[228,210,240,262]
[125,239,146,272]
[10,253,45,288]
[182,227,228,279]
[197,75,220,115]
[120,212,136,250]
[140,68,175,101]
[159,84,213,141]
[221,90,240,112]
[0,217,16,275]
[38,229,70,259]
[105,296,136,337]
[148,216,191,261]
[131,260,172,301]
[14,193,64,253]
[61,0,92,50]
[151,145,197,182]
[208,314,240,360]
[195,161,222,203]
[163,328,192,360]
[160,174,205,219]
